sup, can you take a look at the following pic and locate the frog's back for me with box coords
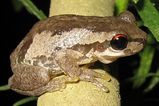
[30,15,116,35]
[13,15,114,64]
[11,14,146,68]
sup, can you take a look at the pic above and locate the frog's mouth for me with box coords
[98,56,118,64]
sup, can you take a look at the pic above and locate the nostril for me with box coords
[130,38,146,45]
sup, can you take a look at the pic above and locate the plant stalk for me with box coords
[38,0,120,106]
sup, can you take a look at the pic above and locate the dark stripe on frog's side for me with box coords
[17,33,34,63]
[17,23,42,63]
[71,41,110,55]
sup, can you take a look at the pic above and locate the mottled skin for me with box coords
[8,11,146,96]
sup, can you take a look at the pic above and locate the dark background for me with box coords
[0,0,159,106]
[0,0,49,105]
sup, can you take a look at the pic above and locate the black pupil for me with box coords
[110,34,128,50]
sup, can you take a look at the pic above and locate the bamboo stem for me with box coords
[49,0,114,17]
[38,0,120,106]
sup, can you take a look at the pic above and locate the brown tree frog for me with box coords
[8,11,147,96]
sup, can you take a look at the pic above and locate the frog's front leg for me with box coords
[55,49,111,92]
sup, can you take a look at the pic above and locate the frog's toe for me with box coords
[98,73,111,82]
[82,68,111,82]
[94,81,110,93]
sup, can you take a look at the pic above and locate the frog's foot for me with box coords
[79,68,111,93]
[49,72,110,93]
[46,75,80,93]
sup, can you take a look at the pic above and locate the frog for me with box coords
[8,11,147,96]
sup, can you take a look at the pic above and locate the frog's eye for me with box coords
[110,34,128,50]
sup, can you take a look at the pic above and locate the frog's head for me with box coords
[94,11,147,64]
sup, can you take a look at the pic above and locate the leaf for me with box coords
[19,0,47,20]
[0,85,10,91]
[13,97,37,106]
[135,0,159,42]
[132,0,140,4]
[144,69,159,92]
[115,0,130,14]
[132,45,155,88]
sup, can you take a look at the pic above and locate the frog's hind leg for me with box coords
[8,64,67,96]
[12,75,71,96]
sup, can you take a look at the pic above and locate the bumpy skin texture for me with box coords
[8,11,147,96]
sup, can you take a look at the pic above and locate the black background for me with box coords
[0,0,49,105]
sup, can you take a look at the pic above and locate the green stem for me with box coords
[13,97,37,106]
[144,69,159,92]
[146,73,159,78]
[19,0,47,20]
[133,45,155,88]
[0,85,10,91]
[115,0,130,14]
